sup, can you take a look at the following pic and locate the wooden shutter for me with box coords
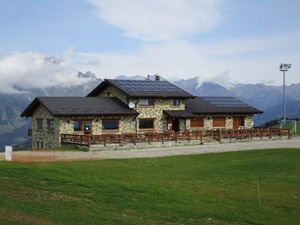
[213,117,225,127]
[191,118,204,128]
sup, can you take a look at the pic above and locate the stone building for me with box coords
[21,76,262,148]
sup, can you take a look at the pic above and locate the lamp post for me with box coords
[279,63,291,124]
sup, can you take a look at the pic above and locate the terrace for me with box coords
[61,128,291,151]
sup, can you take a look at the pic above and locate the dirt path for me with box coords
[1,137,300,162]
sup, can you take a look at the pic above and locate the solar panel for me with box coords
[202,96,250,108]
[112,80,180,92]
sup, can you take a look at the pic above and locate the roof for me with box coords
[87,79,194,98]
[186,96,263,114]
[21,97,138,117]
[164,110,194,118]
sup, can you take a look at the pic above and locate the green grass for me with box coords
[1,149,300,224]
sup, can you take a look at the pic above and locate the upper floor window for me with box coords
[139,99,154,106]
[37,119,43,130]
[102,119,119,130]
[172,99,179,106]
[47,119,55,132]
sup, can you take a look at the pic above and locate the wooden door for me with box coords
[233,117,239,129]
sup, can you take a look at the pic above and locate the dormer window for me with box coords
[172,99,179,106]
[139,99,154,106]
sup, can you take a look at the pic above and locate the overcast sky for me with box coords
[0,0,299,93]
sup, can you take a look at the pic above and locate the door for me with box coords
[172,119,180,132]
[83,121,92,135]
[233,117,239,129]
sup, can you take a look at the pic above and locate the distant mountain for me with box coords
[0,71,102,151]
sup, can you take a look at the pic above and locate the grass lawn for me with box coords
[0,149,300,224]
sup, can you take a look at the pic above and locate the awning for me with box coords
[164,110,194,118]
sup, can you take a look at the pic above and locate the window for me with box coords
[37,119,43,130]
[73,120,92,134]
[191,118,204,128]
[102,119,119,130]
[41,142,44,148]
[106,92,111,97]
[139,118,155,129]
[47,119,54,131]
[239,117,245,127]
[172,99,179,106]
[213,117,226,127]
[37,141,39,148]
[139,99,154,106]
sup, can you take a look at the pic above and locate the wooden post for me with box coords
[260,129,263,139]
[119,134,122,146]
[218,130,221,142]
[288,129,291,139]
[148,133,150,145]
[162,133,164,144]
[269,129,272,139]
[251,129,253,140]
[230,129,232,141]
[188,131,190,143]
[103,135,106,147]
[134,133,136,146]
[88,136,91,148]
[200,130,203,144]
[175,133,178,143]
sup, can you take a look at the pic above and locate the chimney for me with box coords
[155,74,160,81]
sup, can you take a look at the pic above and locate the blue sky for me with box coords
[0,0,299,93]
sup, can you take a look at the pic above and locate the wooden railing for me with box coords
[61,128,290,148]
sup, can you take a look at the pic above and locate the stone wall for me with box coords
[189,114,254,130]
[97,86,128,104]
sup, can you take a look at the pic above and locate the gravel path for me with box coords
[1,137,299,162]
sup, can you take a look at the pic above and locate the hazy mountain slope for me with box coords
[254,100,300,126]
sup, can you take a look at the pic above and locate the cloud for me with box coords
[88,0,221,41]
[196,72,232,89]
[0,50,93,94]
[72,33,300,85]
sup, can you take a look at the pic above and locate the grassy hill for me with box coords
[1,149,300,224]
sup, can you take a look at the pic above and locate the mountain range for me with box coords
[0,72,299,151]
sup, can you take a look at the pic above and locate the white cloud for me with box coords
[0,50,93,94]
[88,0,221,41]
[72,33,300,85]
[196,72,232,89]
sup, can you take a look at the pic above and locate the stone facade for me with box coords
[97,86,187,132]
[32,105,136,149]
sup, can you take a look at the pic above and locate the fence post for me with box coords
[103,135,106,147]
[200,130,203,144]
[162,133,164,144]
[134,133,136,146]
[269,129,272,139]
[119,134,122,146]
[288,129,291,139]
[230,129,232,141]
[175,133,178,143]
[88,136,91,148]
[188,131,190,143]
[251,129,253,140]
[260,129,263,139]
[148,133,151,145]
